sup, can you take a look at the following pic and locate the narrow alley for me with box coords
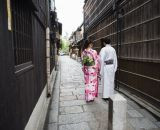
[1,0,160,130]
[45,56,160,130]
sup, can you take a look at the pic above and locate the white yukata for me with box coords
[99,44,117,98]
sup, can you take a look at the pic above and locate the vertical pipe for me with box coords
[46,0,51,97]
[46,27,51,97]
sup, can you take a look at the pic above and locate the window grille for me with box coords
[12,0,33,65]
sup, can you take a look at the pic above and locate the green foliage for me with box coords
[82,56,95,66]
[61,38,69,53]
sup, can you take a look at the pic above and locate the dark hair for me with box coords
[100,37,111,48]
[83,39,92,49]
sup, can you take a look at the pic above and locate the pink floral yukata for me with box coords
[82,49,100,102]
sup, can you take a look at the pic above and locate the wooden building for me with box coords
[0,0,61,129]
[84,0,160,112]
[69,23,84,58]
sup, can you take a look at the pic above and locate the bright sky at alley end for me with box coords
[54,0,84,37]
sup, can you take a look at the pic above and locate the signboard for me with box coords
[7,0,12,31]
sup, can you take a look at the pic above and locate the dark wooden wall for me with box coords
[0,0,48,129]
[84,0,160,109]
[0,0,17,129]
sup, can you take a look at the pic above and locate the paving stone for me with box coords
[61,82,81,87]
[48,109,58,123]
[83,104,106,112]
[60,100,87,107]
[77,94,85,100]
[128,100,142,109]
[155,122,160,127]
[128,118,158,129]
[76,88,85,91]
[59,112,96,124]
[60,92,73,96]
[59,122,90,130]
[137,109,158,122]
[46,123,58,130]
[127,104,135,110]
[50,102,59,110]
[126,122,135,130]
[61,86,76,89]
[60,88,75,93]
[60,95,77,101]
[94,111,108,122]
[73,90,85,95]
[98,121,108,130]
[60,106,83,114]
[88,121,100,130]
[127,110,144,118]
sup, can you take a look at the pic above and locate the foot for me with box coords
[102,98,109,101]
[86,100,94,102]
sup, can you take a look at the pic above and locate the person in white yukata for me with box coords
[99,38,117,100]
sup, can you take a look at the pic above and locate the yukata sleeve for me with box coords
[94,51,100,72]
[99,49,105,76]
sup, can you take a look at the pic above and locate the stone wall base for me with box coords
[25,68,57,130]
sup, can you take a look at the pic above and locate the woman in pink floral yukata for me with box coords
[82,40,100,102]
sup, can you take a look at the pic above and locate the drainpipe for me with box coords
[46,0,51,97]
[46,27,51,97]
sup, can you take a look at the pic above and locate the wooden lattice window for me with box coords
[12,0,33,66]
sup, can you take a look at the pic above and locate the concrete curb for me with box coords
[25,67,57,130]
[44,58,61,130]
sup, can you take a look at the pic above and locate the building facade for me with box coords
[0,0,61,129]
[84,0,160,112]
[69,23,84,58]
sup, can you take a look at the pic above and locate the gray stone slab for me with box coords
[76,88,85,91]
[137,109,158,122]
[46,123,57,130]
[59,122,91,130]
[60,106,83,114]
[60,83,78,88]
[60,88,75,93]
[59,112,96,124]
[83,104,107,112]
[60,100,87,107]
[60,95,77,101]
[60,92,73,96]
[127,104,135,110]
[73,90,85,95]
[127,110,144,118]
[126,122,135,130]
[47,109,58,123]
[77,94,85,100]
[88,121,100,130]
[155,122,160,127]
[98,121,108,130]
[50,102,59,110]
[128,118,158,129]
[128,100,142,109]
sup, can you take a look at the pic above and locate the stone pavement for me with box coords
[44,56,160,130]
